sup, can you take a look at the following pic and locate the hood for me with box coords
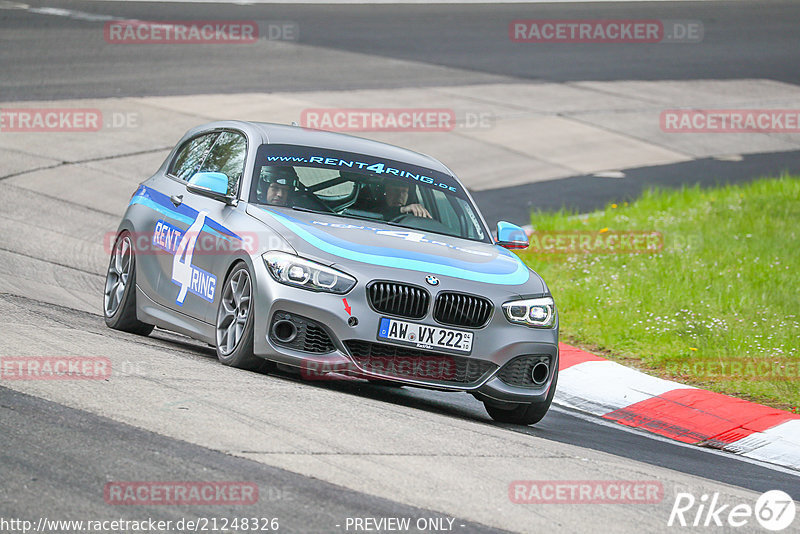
[247,205,541,289]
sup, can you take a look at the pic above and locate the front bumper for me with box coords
[251,262,558,404]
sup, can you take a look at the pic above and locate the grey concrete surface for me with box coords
[4,78,800,194]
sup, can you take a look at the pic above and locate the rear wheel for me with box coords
[215,263,270,372]
[103,231,154,335]
[484,366,558,425]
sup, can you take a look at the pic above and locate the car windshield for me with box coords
[249,144,489,242]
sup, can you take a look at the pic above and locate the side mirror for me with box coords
[496,221,529,250]
[187,172,236,205]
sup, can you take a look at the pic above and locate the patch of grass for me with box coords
[517,176,800,410]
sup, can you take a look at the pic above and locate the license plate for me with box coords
[377,318,473,354]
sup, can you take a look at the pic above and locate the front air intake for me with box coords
[497,355,551,388]
[344,340,496,385]
[367,281,430,319]
[269,312,335,354]
[433,292,493,328]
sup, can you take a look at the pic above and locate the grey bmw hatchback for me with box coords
[104,121,559,425]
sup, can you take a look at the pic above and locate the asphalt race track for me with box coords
[1,1,799,533]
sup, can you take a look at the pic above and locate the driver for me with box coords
[381,179,432,219]
[260,166,298,206]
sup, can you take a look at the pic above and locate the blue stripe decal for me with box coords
[130,185,241,241]
[260,208,529,285]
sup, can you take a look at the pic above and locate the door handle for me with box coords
[170,194,183,207]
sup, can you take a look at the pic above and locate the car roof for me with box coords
[193,120,456,176]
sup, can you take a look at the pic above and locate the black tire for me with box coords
[103,231,154,336]
[484,365,558,425]
[215,262,271,372]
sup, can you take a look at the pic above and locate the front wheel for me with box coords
[215,262,270,372]
[103,231,154,335]
[484,366,558,425]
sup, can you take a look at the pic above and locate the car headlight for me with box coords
[263,251,356,294]
[502,296,556,328]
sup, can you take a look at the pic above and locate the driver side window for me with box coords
[198,131,247,197]
[169,133,218,181]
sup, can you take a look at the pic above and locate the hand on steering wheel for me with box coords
[399,203,432,218]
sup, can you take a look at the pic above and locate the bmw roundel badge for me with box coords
[425,275,440,286]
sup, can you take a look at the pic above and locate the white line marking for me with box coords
[28,6,116,21]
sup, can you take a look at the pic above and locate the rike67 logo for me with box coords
[668,490,796,531]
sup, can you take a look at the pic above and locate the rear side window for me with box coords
[169,133,218,181]
[198,131,247,196]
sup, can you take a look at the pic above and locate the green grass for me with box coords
[517,176,800,410]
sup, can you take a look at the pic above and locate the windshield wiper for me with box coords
[291,203,335,214]
[290,206,323,214]
[290,206,473,241]
[292,207,380,224]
